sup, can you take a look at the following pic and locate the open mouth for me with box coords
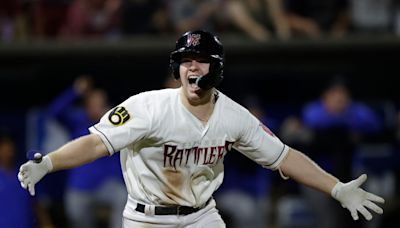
[188,76,199,85]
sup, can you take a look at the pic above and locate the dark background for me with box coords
[1,35,399,110]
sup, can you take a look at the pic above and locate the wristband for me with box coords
[331,181,344,199]
[43,155,54,172]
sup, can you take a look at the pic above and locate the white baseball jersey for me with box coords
[89,88,288,217]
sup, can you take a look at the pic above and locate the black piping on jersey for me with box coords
[266,144,286,167]
[93,126,116,154]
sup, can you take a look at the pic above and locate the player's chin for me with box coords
[184,83,199,93]
[185,88,203,100]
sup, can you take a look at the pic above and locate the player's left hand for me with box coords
[17,152,53,196]
[331,174,385,221]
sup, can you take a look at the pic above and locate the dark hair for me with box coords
[324,75,349,92]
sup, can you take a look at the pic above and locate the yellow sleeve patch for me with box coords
[108,106,130,126]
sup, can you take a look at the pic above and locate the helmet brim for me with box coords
[171,49,222,63]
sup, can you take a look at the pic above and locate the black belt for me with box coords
[135,198,211,215]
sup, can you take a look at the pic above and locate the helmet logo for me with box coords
[186,34,201,47]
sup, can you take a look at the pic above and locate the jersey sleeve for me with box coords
[235,111,289,170]
[89,94,152,155]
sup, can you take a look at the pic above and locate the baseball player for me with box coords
[18,30,384,228]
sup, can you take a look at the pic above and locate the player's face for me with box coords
[179,54,211,103]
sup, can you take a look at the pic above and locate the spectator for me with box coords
[0,0,28,42]
[302,76,381,183]
[166,0,222,34]
[349,0,394,35]
[45,75,126,228]
[0,132,53,228]
[303,77,381,138]
[300,76,382,228]
[59,0,122,40]
[284,0,351,39]
[120,0,171,35]
[224,0,291,41]
[30,0,71,39]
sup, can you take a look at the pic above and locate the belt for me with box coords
[135,198,211,216]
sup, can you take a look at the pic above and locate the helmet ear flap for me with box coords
[210,60,224,87]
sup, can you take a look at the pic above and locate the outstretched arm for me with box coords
[279,147,384,221]
[279,147,338,194]
[18,134,109,195]
[48,134,109,171]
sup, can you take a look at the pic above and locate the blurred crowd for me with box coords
[1,0,400,43]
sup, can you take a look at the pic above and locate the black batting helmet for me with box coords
[169,30,224,90]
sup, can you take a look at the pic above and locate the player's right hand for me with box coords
[17,152,53,196]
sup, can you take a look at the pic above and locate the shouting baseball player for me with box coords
[18,30,384,227]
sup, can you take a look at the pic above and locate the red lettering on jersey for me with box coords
[216,146,225,164]
[203,147,217,165]
[195,148,202,165]
[202,148,210,165]
[184,148,192,165]
[173,149,184,168]
[208,147,217,164]
[163,141,235,168]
